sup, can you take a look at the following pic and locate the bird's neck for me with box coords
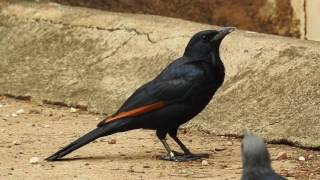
[183,51,225,86]
[183,51,209,60]
[243,157,273,175]
[211,51,224,69]
[184,50,224,70]
[210,51,225,83]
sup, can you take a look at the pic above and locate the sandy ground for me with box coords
[0,96,319,180]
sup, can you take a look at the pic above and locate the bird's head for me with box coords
[184,27,235,59]
[241,129,272,171]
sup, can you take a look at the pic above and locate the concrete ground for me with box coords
[0,96,319,180]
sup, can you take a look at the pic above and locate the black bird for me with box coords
[241,129,287,180]
[46,27,235,162]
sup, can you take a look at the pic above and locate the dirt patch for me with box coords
[0,96,319,180]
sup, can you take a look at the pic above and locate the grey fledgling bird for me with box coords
[241,129,287,180]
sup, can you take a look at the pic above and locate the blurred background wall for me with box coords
[4,0,320,41]
[47,0,319,41]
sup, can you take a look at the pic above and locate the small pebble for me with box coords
[0,104,3,108]
[70,107,77,113]
[220,164,228,169]
[180,128,187,134]
[11,113,18,117]
[28,123,36,127]
[108,139,117,144]
[12,141,20,145]
[29,157,40,164]
[180,169,188,173]
[44,125,50,128]
[225,141,233,146]
[84,163,90,166]
[143,165,150,168]
[215,147,226,151]
[298,156,305,161]
[276,151,287,160]
[16,109,25,114]
[29,109,41,114]
[201,160,209,166]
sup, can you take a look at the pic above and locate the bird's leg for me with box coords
[171,136,191,155]
[157,130,202,162]
[156,130,179,161]
[169,133,209,161]
[159,138,177,161]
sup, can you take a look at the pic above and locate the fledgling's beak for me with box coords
[212,27,236,42]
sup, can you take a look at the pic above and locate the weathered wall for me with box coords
[50,0,303,38]
[0,2,319,148]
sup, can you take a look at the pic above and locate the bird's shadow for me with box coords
[53,156,107,161]
[51,152,210,162]
[50,153,156,162]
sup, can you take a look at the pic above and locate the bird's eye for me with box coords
[201,35,210,41]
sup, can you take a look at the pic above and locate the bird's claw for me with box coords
[159,152,209,162]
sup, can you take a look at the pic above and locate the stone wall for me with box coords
[51,0,304,38]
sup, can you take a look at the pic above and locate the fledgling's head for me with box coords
[241,129,272,170]
[184,27,235,58]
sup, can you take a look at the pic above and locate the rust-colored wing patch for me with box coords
[99,101,165,126]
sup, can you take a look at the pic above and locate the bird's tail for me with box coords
[45,119,133,161]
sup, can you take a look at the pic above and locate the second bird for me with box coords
[46,27,235,162]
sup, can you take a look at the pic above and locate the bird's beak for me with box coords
[211,27,236,42]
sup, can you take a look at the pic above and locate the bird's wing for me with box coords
[98,69,202,126]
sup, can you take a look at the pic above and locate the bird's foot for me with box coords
[159,152,209,162]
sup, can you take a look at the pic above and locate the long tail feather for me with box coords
[46,119,132,161]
